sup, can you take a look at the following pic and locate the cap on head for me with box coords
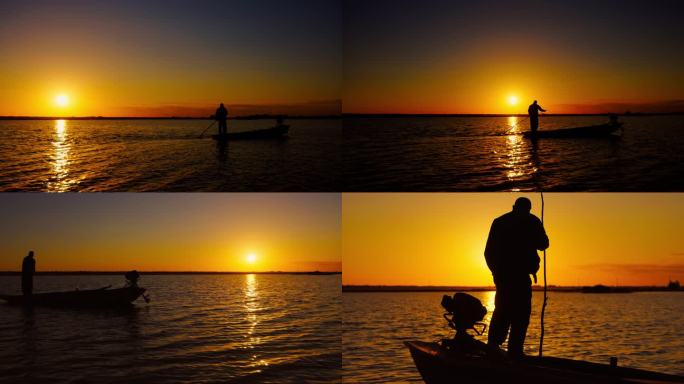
[513,197,532,213]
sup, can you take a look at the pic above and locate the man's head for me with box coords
[28,251,34,258]
[512,197,532,213]
[533,100,538,105]
[220,103,224,107]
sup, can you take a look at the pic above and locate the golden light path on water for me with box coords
[503,116,538,190]
[48,119,71,192]
[244,274,269,372]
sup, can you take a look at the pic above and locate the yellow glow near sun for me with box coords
[246,253,258,264]
[55,94,70,107]
[507,95,519,106]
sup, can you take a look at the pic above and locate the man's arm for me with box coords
[539,105,547,113]
[536,218,549,251]
[484,221,499,274]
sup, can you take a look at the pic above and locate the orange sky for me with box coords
[0,1,341,117]
[342,193,684,286]
[0,194,341,272]
[343,1,684,114]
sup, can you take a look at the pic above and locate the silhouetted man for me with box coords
[22,251,36,296]
[528,100,547,133]
[215,103,228,135]
[485,197,549,358]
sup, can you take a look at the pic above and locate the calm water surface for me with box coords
[343,291,684,383]
[0,274,341,383]
[343,116,684,191]
[0,119,341,191]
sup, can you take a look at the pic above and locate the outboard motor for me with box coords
[442,292,487,335]
[125,270,141,287]
[441,293,488,353]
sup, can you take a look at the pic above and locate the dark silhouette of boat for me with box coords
[0,285,146,308]
[405,341,684,384]
[405,292,683,383]
[522,122,622,138]
[211,124,289,141]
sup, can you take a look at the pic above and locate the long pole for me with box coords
[539,191,548,357]
[199,120,217,138]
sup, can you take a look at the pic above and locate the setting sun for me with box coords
[55,94,70,107]
[246,253,258,264]
[507,95,519,106]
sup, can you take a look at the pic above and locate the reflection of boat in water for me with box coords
[211,124,289,141]
[0,271,147,308]
[523,122,622,139]
[406,293,684,384]
[581,284,634,294]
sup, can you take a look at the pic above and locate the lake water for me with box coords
[343,116,684,191]
[0,119,341,192]
[0,274,341,383]
[343,291,684,383]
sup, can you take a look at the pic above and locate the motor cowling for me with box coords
[441,292,487,334]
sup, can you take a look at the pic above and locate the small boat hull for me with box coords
[212,124,289,141]
[405,341,684,384]
[0,286,146,308]
[523,123,622,138]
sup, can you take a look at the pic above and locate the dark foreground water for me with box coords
[343,291,684,383]
[0,274,341,383]
[0,119,341,192]
[343,115,684,191]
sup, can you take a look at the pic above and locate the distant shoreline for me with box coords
[0,271,341,276]
[343,112,684,118]
[343,285,681,293]
[0,115,341,121]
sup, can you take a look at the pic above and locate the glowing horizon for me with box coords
[0,0,341,117]
[343,0,684,115]
[0,194,341,273]
[342,194,684,287]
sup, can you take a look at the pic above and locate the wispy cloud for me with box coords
[577,263,684,275]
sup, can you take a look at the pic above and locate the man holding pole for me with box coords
[484,197,549,358]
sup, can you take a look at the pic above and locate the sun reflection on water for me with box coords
[48,119,72,192]
[502,116,538,188]
[243,274,269,371]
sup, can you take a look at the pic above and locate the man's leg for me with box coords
[488,288,511,347]
[507,284,532,357]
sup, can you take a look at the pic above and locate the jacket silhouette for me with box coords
[484,198,548,357]
[527,100,547,133]
[22,251,36,296]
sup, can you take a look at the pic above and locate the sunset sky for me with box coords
[343,0,684,114]
[0,0,341,117]
[0,194,341,272]
[343,193,684,286]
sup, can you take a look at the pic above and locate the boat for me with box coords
[405,292,684,384]
[405,340,684,384]
[0,285,146,308]
[211,124,289,141]
[522,122,622,138]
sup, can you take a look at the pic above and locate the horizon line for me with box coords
[0,114,341,120]
[0,271,342,275]
[343,112,684,118]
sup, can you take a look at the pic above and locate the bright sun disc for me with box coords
[55,94,70,107]
[508,95,519,106]
[246,253,257,264]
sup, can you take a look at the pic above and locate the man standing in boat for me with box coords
[528,100,547,133]
[22,250,36,296]
[484,197,549,358]
[214,103,228,135]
